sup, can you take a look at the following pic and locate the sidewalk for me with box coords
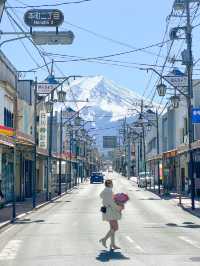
[0,179,87,229]
[129,176,200,218]
[163,192,200,218]
[0,192,48,228]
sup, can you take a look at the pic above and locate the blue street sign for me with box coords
[192,108,200,123]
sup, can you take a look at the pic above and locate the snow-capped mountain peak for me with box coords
[64,75,146,121]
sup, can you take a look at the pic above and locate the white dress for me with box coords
[100,187,121,221]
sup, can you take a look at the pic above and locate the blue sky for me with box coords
[0,0,192,103]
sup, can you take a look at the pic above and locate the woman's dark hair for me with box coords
[105,179,113,187]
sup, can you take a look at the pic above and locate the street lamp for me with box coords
[144,63,195,209]
[45,100,54,113]
[156,83,167,97]
[57,85,66,102]
[173,0,185,11]
[147,123,152,132]
[67,123,73,132]
[170,95,180,108]
[80,128,86,136]
[74,116,82,126]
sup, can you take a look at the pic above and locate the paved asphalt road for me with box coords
[1,172,200,266]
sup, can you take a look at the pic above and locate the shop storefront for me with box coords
[0,132,14,202]
[191,141,200,197]
[162,149,178,192]
[177,144,189,195]
[16,132,35,200]
[147,154,162,186]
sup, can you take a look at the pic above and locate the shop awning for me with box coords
[147,154,162,162]
[0,125,14,137]
[0,134,14,147]
[16,131,34,147]
[163,149,177,159]
[192,140,200,150]
[0,139,14,147]
[177,144,189,155]
[37,147,48,156]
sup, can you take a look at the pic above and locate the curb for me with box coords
[174,201,200,219]
[181,206,200,218]
[129,178,200,219]
[0,184,84,231]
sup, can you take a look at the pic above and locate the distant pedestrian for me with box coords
[99,179,123,250]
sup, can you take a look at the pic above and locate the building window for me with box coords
[4,107,13,128]
[184,117,188,135]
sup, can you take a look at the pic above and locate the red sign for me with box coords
[0,125,14,137]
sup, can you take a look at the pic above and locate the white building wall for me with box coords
[174,97,187,147]
[0,87,4,125]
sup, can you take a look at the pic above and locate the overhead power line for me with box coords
[148,7,186,105]
[6,0,93,9]
[142,8,174,98]
[41,39,170,63]
[63,20,167,59]
[7,11,40,68]
[5,8,51,74]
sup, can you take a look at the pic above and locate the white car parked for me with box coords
[138,172,154,188]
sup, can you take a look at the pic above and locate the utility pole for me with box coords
[0,0,6,23]
[75,131,78,186]
[12,86,17,221]
[69,129,73,189]
[156,110,161,194]
[185,0,195,210]
[140,100,147,188]
[142,124,147,188]
[127,129,131,180]
[58,108,63,195]
[123,118,127,176]
[47,90,54,201]
[47,61,55,201]
[32,77,37,208]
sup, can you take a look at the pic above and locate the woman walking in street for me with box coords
[99,179,123,250]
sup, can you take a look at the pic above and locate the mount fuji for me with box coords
[59,75,156,154]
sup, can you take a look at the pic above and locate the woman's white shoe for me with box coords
[110,245,121,250]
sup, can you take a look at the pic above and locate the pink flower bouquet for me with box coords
[113,193,129,206]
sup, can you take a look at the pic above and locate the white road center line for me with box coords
[179,236,200,249]
[0,240,22,260]
[126,236,144,252]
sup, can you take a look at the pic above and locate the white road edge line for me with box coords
[0,240,22,260]
[1,226,14,234]
[126,236,144,252]
[179,236,200,249]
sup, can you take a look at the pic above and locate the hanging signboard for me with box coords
[103,136,117,149]
[36,82,57,95]
[165,75,188,87]
[24,9,64,27]
[0,125,14,137]
[39,111,48,149]
[31,31,75,45]
[164,70,188,88]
